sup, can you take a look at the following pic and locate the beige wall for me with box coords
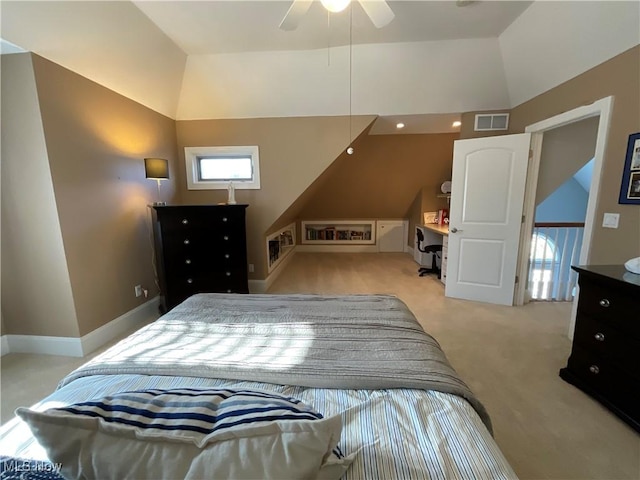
[30,54,180,336]
[297,133,456,239]
[510,46,640,263]
[175,116,376,279]
[1,54,180,337]
[536,117,599,204]
[1,53,79,337]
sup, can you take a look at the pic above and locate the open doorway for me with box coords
[526,117,599,301]
[515,96,614,338]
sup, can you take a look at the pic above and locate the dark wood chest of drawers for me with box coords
[559,265,640,433]
[151,205,249,312]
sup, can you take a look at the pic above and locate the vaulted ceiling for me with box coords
[1,1,638,132]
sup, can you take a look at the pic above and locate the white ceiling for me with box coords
[132,1,532,55]
[1,1,638,133]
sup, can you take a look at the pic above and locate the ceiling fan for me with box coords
[279,0,395,31]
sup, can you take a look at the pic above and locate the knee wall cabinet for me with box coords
[559,265,640,433]
[151,205,249,312]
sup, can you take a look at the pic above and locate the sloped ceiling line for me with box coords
[2,1,638,122]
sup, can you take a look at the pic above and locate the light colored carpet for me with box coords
[2,252,638,479]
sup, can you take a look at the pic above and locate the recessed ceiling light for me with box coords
[396,123,405,129]
[452,121,462,127]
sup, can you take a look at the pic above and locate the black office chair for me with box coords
[416,228,442,278]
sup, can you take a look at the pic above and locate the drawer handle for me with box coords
[599,299,610,308]
[222,217,228,222]
[183,239,190,245]
[589,365,600,375]
[185,259,191,265]
[181,219,189,225]
[187,278,193,284]
[226,271,231,276]
[223,235,229,241]
[224,253,230,259]
[594,332,605,342]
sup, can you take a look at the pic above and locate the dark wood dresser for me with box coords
[151,205,249,312]
[559,265,640,433]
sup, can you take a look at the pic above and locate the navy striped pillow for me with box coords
[46,388,344,458]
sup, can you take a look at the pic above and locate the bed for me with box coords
[0,293,517,479]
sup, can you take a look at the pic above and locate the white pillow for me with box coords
[17,388,352,480]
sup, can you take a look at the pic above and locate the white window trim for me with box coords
[184,146,261,190]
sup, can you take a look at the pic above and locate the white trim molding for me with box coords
[80,296,160,355]
[1,335,10,357]
[250,247,298,294]
[1,297,160,358]
[520,95,614,341]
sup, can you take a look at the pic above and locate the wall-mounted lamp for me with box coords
[144,158,169,206]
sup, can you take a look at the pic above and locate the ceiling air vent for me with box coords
[474,113,509,131]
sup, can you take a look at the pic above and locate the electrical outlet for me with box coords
[248,264,255,273]
[135,285,143,297]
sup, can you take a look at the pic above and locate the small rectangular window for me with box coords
[185,146,260,190]
[197,156,253,181]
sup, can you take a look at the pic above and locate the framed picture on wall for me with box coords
[618,132,640,204]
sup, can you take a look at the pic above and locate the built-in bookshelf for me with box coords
[267,223,296,273]
[301,220,376,245]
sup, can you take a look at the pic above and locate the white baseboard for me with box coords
[2,297,160,358]
[249,248,298,294]
[248,279,267,294]
[296,245,379,253]
[1,335,9,357]
[4,333,84,357]
[80,296,160,356]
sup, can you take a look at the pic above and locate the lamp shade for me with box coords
[144,158,169,179]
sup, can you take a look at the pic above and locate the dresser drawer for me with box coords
[168,274,248,300]
[164,244,247,272]
[162,229,245,254]
[573,313,640,372]
[566,346,640,416]
[158,208,243,232]
[577,281,639,337]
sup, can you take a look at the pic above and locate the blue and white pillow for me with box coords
[17,388,351,480]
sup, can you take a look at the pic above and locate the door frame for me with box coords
[514,96,614,337]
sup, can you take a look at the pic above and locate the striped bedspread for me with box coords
[2,375,517,479]
[60,293,492,432]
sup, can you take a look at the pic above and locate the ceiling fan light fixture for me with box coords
[321,0,351,13]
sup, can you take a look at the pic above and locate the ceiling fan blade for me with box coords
[357,0,395,28]
[279,0,313,31]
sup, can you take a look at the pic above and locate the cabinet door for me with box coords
[377,221,405,252]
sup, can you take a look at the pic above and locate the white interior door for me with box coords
[445,133,531,305]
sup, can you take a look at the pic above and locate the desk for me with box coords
[423,224,449,237]
[420,224,449,284]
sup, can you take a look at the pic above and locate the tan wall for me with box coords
[297,133,456,226]
[175,116,376,279]
[28,54,179,336]
[510,46,640,263]
[1,53,79,337]
[536,117,599,204]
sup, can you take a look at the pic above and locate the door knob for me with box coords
[450,227,462,233]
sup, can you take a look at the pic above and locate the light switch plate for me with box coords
[602,213,620,229]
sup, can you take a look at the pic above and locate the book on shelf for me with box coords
[437,209,449,226]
